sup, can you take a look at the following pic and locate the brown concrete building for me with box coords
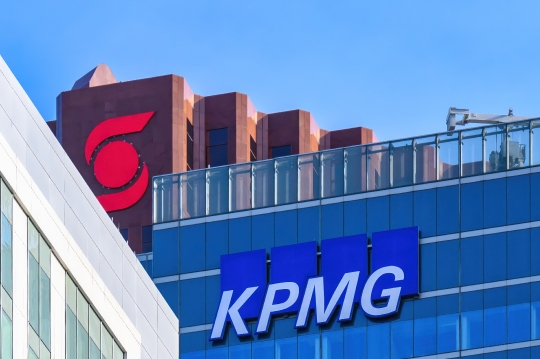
[51,64,377,253]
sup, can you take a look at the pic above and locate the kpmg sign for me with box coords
[210,226,419,341]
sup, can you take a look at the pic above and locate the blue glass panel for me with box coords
[344,200,367,236]
[414,189,436,238]
[275,337,297,359]
[390,320,412,359]
[461,182,483,231]
[414,317,436,356]
[532,346,540,358]
[180,278,205,327]
[484,352,507,359]
[321,204,343,240]
[484,178,507,228]
[275,210,297,246]
[297,334,319,358]
[205,275,220,324]
[507,175,530,225]
[207,347,228,359]
[298,207,320,243]
[367,323,390,359]
[532,173,540,221]
[508,284,531,343]
[146,260,153,278]
[533,301,540,340]
[420,244,436,292]
[206,221,228,270]
[180,332,206,353]
[484,233,507,282]
[436,186,459,235]
[508,229,530,279]
[437,240,459,289]
[180,224,205,273]
[252,341,274,359]
[181,352,205,359]
[322,330,343,359]
[252,214,274,253]
[153,228,179,278]
[438,314,459,353]
[367,196,389,238]
[532,228,540,275]
[156,281,179,317]
[484,288,507,346]
[275,318,297,339]
[229,217,251,254]
[508,348,530,359]
[396,300,413,321]
[390,192,413,230]
[344,327,366,359]
[229,344,251,359]
[414,297,436,318]
[461,236,483,285]
[461,310,483,349]
[438,294,459,315]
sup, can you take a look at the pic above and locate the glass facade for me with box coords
[65,274,124,359]
[0,181,12,359]
[154,119,540,223]
[150,121,540,358]
[28,220,51,359]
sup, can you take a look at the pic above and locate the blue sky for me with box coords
[1,1,540,141]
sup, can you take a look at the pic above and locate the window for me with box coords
[187,120,194,170]
[206,128,228,167]
[0,181,12,359]
[270,145,291,159]
[153,228,179,278]
[119,229,128,242]
[28,220,51,359]
[250,136,257,162]
[141,225,152,254]
[66,274,124,359]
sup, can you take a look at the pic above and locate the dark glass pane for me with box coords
[461,236,483,286]
[206,221,228,270]
[270,145,291,159]
[437,314,459,353]
[344,200,366,236]
[391,320,412,359]
[344,327,366,359]
[367,196,389,237]
[484,178,507,228]
[461,182,483,231]
[205,275,220,324]
[229,217,251,254]
[390,192,412,230]
[508,285,531,343]
[207,145,228,167]
[532,173,540,221]
[367,323,390,358]
[437,240,459,289]
[484,288,507,346]
[142,225,152,254]
[275,210,297,247]
[298,207,320,243]
[156,281,179,317]
[180,224,205,274]
[180,332,206,353]
[180,279,205,327]
[508,229,530,279]
[484,233,506,282]
[208,128,228,146]
[251,214,274,253]
[322,204,343,240]
[507,175,530,225]
[119,229,128,242]
[532,228,540,275]
[413,317,436,356]
[414,189,436,238]
[390,139,413,187]
[420,244,436,292]
[436,186,459,235]
[153,228,179,278]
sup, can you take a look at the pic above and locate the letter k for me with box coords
[210,287,258,340]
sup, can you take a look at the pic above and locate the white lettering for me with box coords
[210,287,258,340]
[361,266,404,317]
[256,282,299,334]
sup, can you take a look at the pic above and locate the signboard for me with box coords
[210,226,419,341]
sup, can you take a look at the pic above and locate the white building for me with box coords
[0,55,179,358]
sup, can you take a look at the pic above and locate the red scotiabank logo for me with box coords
[85,112,155,212]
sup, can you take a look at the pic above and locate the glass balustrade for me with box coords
[154,119,539,223]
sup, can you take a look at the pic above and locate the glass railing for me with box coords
[153,118,540,223]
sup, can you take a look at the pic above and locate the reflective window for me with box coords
[484,287,507,346]
[413,298,436,356]
[321,149,344,198]
[344,327,366,359]
[507,230,530,279]
[532,228,540,276]
[390,139,413,187]
[436,186,459,235]
[180,224,205,273]
[437,295,459,353]
[390,193,412,230]
[461,291,483,349]
[507,122,530,168]
[207,128,228,167]
[507,174,530,225]
[180,278,205,327]
[299,153,320,201]
[367,197,389,237]
[484,233,506,282]
[206,221,228,270]
[508,284,530,343]
[343,200,366,236]
[156,281,179,317]
[461,236,483,286]
[0,181,12,359]
[367,143,390,191]
[344,146,367,194]
[205,276,220,325]
[437,240,459,289]
[270,145,291,159]
[298,207,320,243]
[461,128,483,176]
[485,125,507,173]
[321,204,343,240]
[251,214,274,253]
[420,243,436,292]
[413,189,436,238]
[367,323,390,358]
[207,167,229,215]
[141,225,152,253]
[461,182,483,231]
[229,217,251,254]
[414,136,437,183]
[153,228,179,277]
[275,210,297,247]
[322,330,342,359]
[532,173,540,221]
[437,132,459,180]
[275,157,298,206]
[390,320,412,359]
[180,332,206,354]
[484,178,507,228]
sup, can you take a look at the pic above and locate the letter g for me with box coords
[361,266,404,318]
